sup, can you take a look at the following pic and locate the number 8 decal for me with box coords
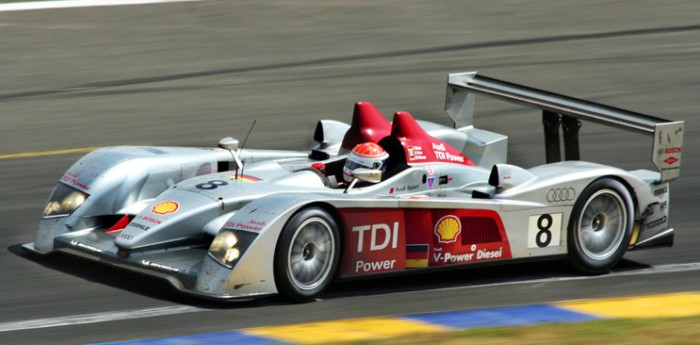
[528,213,562,249]
[196,180,228,190]
[536,214,553,247]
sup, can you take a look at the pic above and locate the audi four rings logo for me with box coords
[546,188,576,202]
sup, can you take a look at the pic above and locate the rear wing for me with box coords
[445,72,683,183]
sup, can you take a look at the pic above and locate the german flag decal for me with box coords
[225,174,262,183]
[406,244,429,268]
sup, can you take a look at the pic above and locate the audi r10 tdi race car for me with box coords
[23,72,684,302]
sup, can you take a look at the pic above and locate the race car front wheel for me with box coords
[568,178,634,274]
[274,207,340,302]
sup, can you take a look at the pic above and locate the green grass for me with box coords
[332,316,700,345]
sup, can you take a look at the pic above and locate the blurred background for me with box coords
[1,1,698,344]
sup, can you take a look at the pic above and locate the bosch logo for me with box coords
[546,188,576,202]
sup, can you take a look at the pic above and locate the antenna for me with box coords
[238,120,257,179]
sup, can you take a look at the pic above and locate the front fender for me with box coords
[35,147,233,251]
[35,146,310,252]
[195,194,332,298]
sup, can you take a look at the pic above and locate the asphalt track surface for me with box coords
[1,1,699,344]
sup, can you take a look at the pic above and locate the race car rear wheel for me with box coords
[568,178,634,274]
[274,207,340,302]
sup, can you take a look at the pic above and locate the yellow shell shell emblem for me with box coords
[151,201,179,215]
[434,215,461,243]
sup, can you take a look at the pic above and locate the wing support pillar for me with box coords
[562,115,581,161]
[543,110,562,163]
[543,110,581,163]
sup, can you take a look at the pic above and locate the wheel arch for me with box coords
[588,175,640,221]
[567,175,636,274]
[272,200,345,301]
[276,201,345,254]
[307,202,345,243]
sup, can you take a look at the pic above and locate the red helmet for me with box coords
[343,142,389,183]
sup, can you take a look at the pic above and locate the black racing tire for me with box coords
[567,178,634,274]
[274,207,340,302]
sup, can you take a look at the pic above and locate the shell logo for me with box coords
[151,201,179,215]
[434,215,461,243]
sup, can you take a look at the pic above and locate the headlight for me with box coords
[43,184,89,218]
[209,231,240,267]
[60,192,87,211]
[43,201,62,216]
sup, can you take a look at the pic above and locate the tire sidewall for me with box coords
[274,207,341,302]
[567,178,634,274]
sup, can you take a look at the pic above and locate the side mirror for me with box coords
[218,137,239,151]
[218,137,243,172]
[488,164,535,190]
[351,168,382,184]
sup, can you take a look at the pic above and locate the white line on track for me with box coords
[0,0,200,12]
[365,262,700,296]
[1,262,699,333]
[0,306,205,333]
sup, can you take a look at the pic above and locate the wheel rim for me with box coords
[287,217,335,291]
[577,189,627,260]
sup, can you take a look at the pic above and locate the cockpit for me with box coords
[308,102,477,189]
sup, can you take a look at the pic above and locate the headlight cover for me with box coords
[42,183,89,218]
[208,230,257,269]
[208,231,240,268]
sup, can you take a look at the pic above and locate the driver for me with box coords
[342,142,389,183]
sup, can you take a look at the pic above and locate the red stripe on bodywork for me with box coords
[106,215,133,233]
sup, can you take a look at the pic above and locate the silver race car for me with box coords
[23,72,684,302]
